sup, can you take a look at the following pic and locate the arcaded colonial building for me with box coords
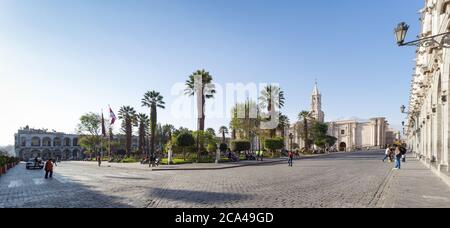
[287,83,398,152]
[14,126,141,160]
[405,0,450,180]
[14,126,82,160]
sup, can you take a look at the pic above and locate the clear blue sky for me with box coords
[0,0,422,145]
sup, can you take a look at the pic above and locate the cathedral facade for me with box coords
[287,83,399,152]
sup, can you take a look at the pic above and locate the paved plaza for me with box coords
[1,150,450,208]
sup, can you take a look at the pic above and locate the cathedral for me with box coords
[287,83,400,152]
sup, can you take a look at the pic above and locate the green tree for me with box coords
[259,85,285,137]
[298,110,312,150]
[77,113,104,158]
[277,113,290,141]
[161,124,176,152]
[118,106,137,156]
[142,91,165,161]
[219,143,228,152]
[230,100,260,141]
[218,126,229,143]
[206,128,216,136]
[77,113,101,136]
[176,132,196,161]
[310,121,329,149]
[325,136,338,149]
[185,69,216,131]
[207,143,218,155]
[264,137,284,157]
[137,113,150,156]
[230,140,251,153]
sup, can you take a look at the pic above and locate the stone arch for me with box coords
[31,149,41,158]
[31,137,41,147]
[42,137,52,147]
[54,150,62,160]
[19,149,27,160]
[64,137,71,147]
[73,138,79,147]
[53,137,62,147]
[339,142,347,152]
[42,149,52,160]
[73,149,80,160]
[63,149,71,160]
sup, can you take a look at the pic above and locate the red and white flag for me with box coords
[109,107,117,125]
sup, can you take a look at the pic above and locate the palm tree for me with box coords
[118,106,137,156]
[185,69,216,132]
[206,128,216,136]
[277,113,290,140]
[259,85,285,137]
[142,91,165,161]
[219,126,229,143]
[137,113,150,156]
[298,110,312,150]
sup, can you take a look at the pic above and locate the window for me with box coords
[341,130,345,135]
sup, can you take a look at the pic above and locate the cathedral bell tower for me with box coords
[311,81,325,123]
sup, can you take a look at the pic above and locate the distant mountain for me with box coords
[0,145,14,156]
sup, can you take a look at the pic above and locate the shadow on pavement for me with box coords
[149,188,251,204]
[0,164,134,208]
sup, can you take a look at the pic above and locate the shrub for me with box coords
[264,137,284,152]
[207,143,217,153]
[219,143,228,152]
[230,140,251,152]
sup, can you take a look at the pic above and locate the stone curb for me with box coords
[151,159,287,171]
[151,152,351,171]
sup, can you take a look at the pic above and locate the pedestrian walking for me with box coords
[288,151,294,167]
[382,146,390,162]
[44,159,54,179]
[394,146,402,170]
[97,154,102,167]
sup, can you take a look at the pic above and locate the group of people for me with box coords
[383,145,407,170]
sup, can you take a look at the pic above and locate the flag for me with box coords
[101,112,106,137]
[110,107,117,125]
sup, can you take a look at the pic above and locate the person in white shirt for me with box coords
[382,146,391,162]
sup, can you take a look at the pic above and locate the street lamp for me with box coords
[394,22,450,48]
[395,22,409,46]
[400,105,413,115]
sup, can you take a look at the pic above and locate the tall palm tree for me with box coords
[298,110,312,150]
[142,91,165,161]
[259,85,285,137]
[118,106,137,156]
[137,113,150,156]
[277,113,290,140]
[219,126,229,143]
[185,69,216,132]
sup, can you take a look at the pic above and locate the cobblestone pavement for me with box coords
[1,150,449,208]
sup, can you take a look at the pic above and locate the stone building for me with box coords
[14,126,82,160]
[14,126,141,160]
[328,118,396,151]
[405,0,450,179]
[287,83,397,152]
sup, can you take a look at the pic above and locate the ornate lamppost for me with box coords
[395,22,450,48]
